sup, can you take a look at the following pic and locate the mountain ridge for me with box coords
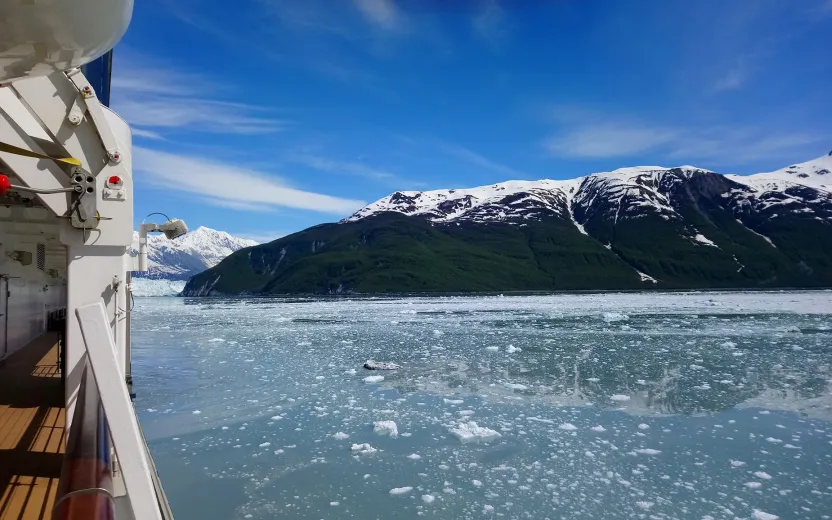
[133,226,257,281]
[182,154,832,296]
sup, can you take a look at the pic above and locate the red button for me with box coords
[108,176,121,185]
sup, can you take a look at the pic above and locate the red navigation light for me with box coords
[0,175,9,196]
[108,175,121,185]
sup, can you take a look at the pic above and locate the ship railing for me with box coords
[54,301,173,520]
[53,362,115,519]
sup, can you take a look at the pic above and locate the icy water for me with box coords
[132,292,832,520]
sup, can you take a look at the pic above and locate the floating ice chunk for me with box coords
[559,423,578,431]
[259,442,271,448]
[603,312,628,322]
[345,368,357,375]
[208,338,225,342]
[443,488,456,494]
[504,383,528,391]
[591,425,607,432]
[485,346,499,352]
[635,501,654,510]
[389,487,413,495]
[689,364,705,370]
[635,448,661,455]
[752,510,779,520]
[765,437,782,443]
[638,423,649,430]
[274,449,284,454]
[407,453,421,460]
[506,345,522,353]
[373,421,399,437]
[444,398,464,405]
[350,443,378,454]
[483,505,494,513]
[586,377,600,382]
[754,471,772,480]
[472,479,483,487]
[610,394,631,402]
[364,360,401,370]
[363,375,385,384]
[421,494,435,504]
[332,432,350,440]
[459,410,475,416]
[745,482,762,489]
[315,375,325,380]
[449,421,502,443]
[192,410,202,415]
[731,460,746,467]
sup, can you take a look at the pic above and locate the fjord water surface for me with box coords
[132,292,832,520]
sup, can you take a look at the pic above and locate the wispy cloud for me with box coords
[116,99,286,135]
[545,124,678,158]
[713,59,749,91]
[473,0,508,44]
[543,106,828,164]
[290,153,398,181]
[352,0,401,30]
[131,128,165,141]
[289,152,425,188]
[134,147,366,215]
[437,142,525,178]
[111,53,286,138]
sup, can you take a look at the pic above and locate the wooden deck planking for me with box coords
[0,333,65,520]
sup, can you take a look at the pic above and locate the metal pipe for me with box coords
[10,184,82,194]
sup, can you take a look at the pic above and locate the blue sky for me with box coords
[113,0,832,242]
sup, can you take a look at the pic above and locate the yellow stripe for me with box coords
[0,142,81,166]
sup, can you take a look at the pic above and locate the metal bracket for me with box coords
[68,167,99,229]
[66,73,122,163]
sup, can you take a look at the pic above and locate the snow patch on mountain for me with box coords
[132,226,257,281]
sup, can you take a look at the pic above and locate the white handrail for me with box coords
[76,301,163,520]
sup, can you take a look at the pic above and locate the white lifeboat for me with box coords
[0,0,133,83]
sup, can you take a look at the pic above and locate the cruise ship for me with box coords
[1,1,176,518]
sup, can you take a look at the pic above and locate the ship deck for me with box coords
[0,333,65,520]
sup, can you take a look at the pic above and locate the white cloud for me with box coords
[352,0,401,30]
[546,123,678,158]
[290,154,397,180]
[437,142,526,178]
[134,147,366,215]
[543,106,828,163]
[116,98,285,135]
[713,62,747,91]
[131,128,165,140]
[111,53,285,137]
[473,0,507,43]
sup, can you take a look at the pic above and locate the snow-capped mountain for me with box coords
[184,152,832,296]
[344,154,832,230]
[132,226,258,281]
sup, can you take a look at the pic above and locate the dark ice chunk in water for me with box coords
[364,359,401,370]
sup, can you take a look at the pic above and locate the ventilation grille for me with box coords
[37,243,45,271]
